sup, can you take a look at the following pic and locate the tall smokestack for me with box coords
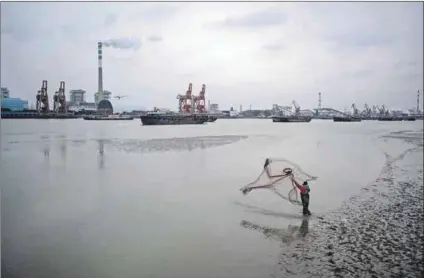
[98,42,103,97]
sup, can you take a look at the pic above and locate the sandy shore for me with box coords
[268,130,424,278]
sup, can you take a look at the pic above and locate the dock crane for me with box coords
[377,105,389,116]
[36,80,49,114]
[363,103,372,116]
[114,95,128,100]
[177,83,193,113]
[53,81,67,114]
[292,100,300,115]
[351,103,360,116]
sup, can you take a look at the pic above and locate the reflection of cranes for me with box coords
[114,95,128,100]
[60,141,67,161]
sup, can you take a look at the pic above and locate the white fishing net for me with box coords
[240,158,318,206]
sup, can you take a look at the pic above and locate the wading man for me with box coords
[291,177,311,216]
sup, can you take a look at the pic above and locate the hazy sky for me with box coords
[1,2,423,111]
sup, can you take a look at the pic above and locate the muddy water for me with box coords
[1,119,423,278]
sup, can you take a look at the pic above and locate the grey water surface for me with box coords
[1,119,422,278]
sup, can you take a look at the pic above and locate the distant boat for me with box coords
[207,116,218,122]
[83,115,134,121]
[333,116,362,122]
[1,109,78,119]
[377,116,402,121]
[140,112,209,125]
[272,115,312,123]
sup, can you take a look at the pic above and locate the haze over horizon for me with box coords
[1,2,423,112]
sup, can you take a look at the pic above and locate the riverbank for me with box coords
[273,129,423,277]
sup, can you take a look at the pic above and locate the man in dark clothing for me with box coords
[291,177,311,216]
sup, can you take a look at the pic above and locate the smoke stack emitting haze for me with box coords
[97,38,142,97]
[102,38,141,50]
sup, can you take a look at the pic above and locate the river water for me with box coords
[1,119,422,278]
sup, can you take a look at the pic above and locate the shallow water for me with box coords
[1,119,423,278]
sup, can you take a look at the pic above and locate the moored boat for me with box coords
[272,115,312,123]
[333,116,362,122]
[83,115,134,121]
[140,112,209,125]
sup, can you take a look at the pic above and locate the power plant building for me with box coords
[67,89,97,112]
[97,99,113,114]
[69,89,86,105]
[94,90,112,105]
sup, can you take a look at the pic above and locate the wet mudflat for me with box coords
[271,130,424,278]
[1,119,423,278]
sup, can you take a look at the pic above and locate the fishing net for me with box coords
[240,158,318,206]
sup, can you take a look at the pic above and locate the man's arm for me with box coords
[291,177,307,194]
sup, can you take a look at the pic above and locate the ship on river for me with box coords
[83,114,134,121]
[140,111,209,125]
[333,116,362,122]
[271,101,312,123]
[333,104,362,122]
[272,115,312,122]
[140,83,216,126]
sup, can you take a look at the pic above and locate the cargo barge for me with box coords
[272,115,312,123]
[377,116,416,121]
[333,116,362,122]
[1,110,78,119]
[140,112,209,125]
[207,116,217,122]
[83,115,134,121]
[377,116,403,121]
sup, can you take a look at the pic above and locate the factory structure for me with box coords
[1,41,119,116]
[1,87,29,111]
[66,42,114,113]
[2,40,422,120]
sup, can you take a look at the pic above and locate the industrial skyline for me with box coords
[1,2,423,111]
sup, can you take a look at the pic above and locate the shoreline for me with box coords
[269,130,423,277]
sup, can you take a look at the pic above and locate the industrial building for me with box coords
[1,87,10,99]
[97,99,113,114]
[1,87,29,111]
[94,90,112,105]
[67,89,97,112]
[69,89,86,105]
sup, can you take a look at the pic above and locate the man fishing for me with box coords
[291,176,311,216]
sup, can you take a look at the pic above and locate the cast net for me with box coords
[240,158,318,206]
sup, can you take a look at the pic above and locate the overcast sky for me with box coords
[1,2,423,111]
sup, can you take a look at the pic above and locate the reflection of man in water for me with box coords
[98,140,105,169]
[299,218,309,237]
[240,218,310,244]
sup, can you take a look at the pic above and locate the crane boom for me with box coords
[292,100,300,114]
